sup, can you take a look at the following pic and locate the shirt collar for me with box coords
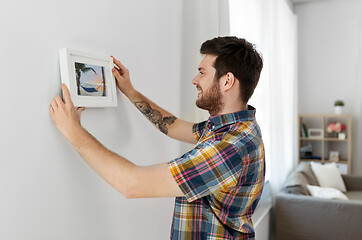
[208,105,256,128]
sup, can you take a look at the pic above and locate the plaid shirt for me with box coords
[168,106,265,240]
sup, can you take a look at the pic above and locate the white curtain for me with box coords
[229,0,298,192]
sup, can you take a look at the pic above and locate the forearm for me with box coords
[66,127,183,199]
[125,89,178,135]
[112,57,196,143]
[49,84,183,199]
[68,127,136,197]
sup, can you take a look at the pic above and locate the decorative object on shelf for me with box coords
[329,151,339,162]
[300,123,308,137]
[300,144,313,159]
[307,128,324,138]
[338,132,346,140]
[334,100,345,114]
[326,122,346,138]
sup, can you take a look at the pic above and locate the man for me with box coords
[50,36,264,239]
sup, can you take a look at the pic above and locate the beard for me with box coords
[196,81,224,116]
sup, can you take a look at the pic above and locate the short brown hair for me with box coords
[200,36,263,103]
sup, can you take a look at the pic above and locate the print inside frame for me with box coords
[59,48,118,107]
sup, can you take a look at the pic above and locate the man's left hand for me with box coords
[49,84,85,140]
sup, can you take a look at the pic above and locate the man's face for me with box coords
[192,55,223,115]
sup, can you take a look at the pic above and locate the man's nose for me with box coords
[192,75,198,85]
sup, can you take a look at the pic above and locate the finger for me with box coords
[49,105,55,119]
[111,56,127,72]
[50,99,58,109]
[77,107,85,112]
[49,105,54,113]
[112,67,122,79]
[55,96,65,109]
[61,84,74,107]
[76,107,85,118]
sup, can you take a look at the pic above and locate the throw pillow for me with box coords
[283,171,310,195]
[295,162,319,186]
[306,185,348,200]
[284,185,309,195]
[310,162,347,192]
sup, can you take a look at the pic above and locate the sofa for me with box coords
[276,163,362,240]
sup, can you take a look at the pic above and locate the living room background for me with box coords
[296,0,362,175]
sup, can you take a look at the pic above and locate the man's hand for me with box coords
[111,56,135,97]
[49,84,85,140]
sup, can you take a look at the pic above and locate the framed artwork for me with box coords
[59,48,117,107]
[329,151,339,162]
[307,128,323,138]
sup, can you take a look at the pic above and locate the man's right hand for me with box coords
[111,56,135,97]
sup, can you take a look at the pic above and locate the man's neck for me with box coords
[209,104,248,116]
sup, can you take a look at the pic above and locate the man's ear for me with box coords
[221,72,236,91]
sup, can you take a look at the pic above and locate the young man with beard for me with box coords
[49,36,264,239]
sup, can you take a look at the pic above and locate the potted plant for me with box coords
[334,100,344,114]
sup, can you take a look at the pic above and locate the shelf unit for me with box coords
[298,114,352,174]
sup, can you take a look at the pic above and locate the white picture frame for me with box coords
[329,151,339,162]
[59,48,117,107]
[307,128,324,138]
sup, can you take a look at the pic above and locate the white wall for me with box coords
[296,0,362,175]
[179,0,230,155]
[0,0,184,239]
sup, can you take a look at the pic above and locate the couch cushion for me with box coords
[306,185,348,200]
[344,191,362,201]
[295,162,319,186]
[283,171,310,195]
[310,162,347,192]
[342,175,362,191]
[283,185,309,195]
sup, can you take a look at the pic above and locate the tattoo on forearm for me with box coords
[134,101,177,135]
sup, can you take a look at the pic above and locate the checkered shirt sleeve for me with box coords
[168,138,245,202]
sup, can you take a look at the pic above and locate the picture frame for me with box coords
[307,128,324,138]
[329,151,339,162]
[59,48,118,107]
